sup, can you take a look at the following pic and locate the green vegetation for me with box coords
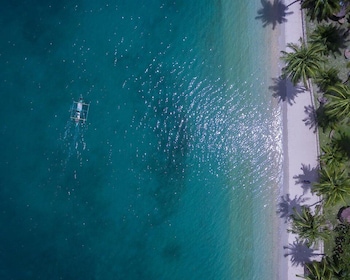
[281,39,325,89]
[315,67,341,92]
[280,1,350,278]
[297,257,340,279]
[301,0,341,22]
[310,24,346,57]
[325,83,350,122]
[313,167,350,207]
[289,205,329,246]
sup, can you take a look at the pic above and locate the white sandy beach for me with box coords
[277,1,322,279]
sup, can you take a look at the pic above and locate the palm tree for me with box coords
[319,143,346,169]
[332,129,350,159]
[316,102,339,132]
[301,0,341,22]
[315,67,341,92]
[310,24,346,57]
[289,205,328,246]
[281,39,325,89]
[297,257,339,279]
[312,166,350,207]
[324,83,350,122]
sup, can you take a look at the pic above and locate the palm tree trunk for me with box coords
[287,0,302,8]
[308,199,324,207]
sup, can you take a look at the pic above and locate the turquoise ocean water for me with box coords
[0,1,282,279]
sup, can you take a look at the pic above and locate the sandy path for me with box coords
[277,1,322,279]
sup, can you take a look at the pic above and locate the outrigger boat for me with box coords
[70,96,90,125]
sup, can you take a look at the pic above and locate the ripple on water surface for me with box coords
[0,0,282,279]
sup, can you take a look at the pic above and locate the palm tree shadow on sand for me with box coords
[303,105,318,133]
[293,163,319,195]
[277,194,310,223]
[270,76,304,105]
[256,0,293,30]
[284,239,323,266]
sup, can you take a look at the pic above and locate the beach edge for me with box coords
[277,1,322,279]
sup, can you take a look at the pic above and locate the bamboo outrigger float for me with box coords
[70,96,90,125]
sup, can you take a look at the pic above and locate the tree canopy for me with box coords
[281,39,325,89]
[301,0,341,22]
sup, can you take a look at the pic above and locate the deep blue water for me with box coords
[0,1,282,279]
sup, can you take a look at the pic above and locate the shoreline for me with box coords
[267,16,287,280]
[276,1,322,279]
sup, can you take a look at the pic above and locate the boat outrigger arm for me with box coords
[70,96,90,125]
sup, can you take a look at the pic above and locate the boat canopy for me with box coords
[70,99,90,123]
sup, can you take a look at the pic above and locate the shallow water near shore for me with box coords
[0,1,282,279]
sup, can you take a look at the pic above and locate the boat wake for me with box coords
[60,96,90,167]
[62,119,87,166]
